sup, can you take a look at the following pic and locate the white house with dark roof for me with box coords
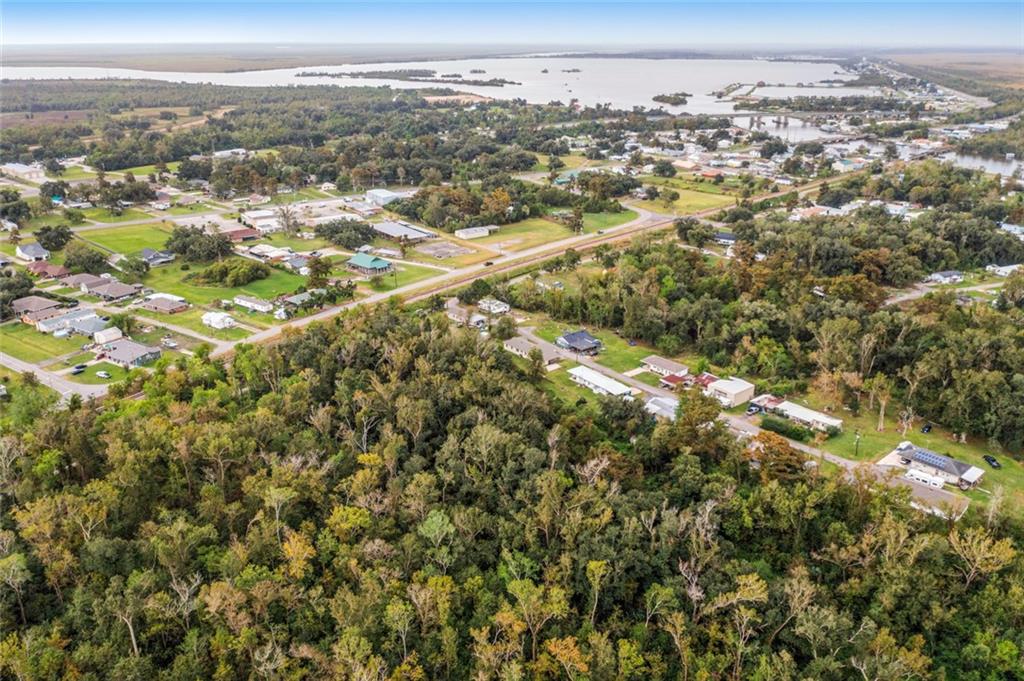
[641,355,688,377]
[890,441,984,490]
[16,243,50,261]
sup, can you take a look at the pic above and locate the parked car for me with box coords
[921,423,932,434]
[70,367,85,375]
[73,364,87,371]
[745,405,761,416]
[984,455,1001,469]
[162,339,178,348]
[484,261,494,267]
[899,456,912,465]
[96,371,111,379]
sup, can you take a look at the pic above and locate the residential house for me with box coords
[986,263,1021,277]
[69,316,112,339]
[705,376,756,407]
[347,253,393,276]
[140,297,189,314]
[641,355,688,377]
[752,395,843,431]
[99,338,161,368]
[281,288,326,309]
[659,373,689,390]
[645,396,680,421]
[12,295,61,318]
[891,442,985,490]
[568,365,633,399]
[36,309,98,334]
[212,148,248,159]
[284,254,311,275]
[477,298,511,315]
[62,273,106,290]
[140,248,176,267]
[320,182,337,192]
[503,336,560,367]
[26,262,69,279]
[93,327,123,344]
[16,243,50,261]
[90,281,139,302]
[202,311,235,329]
[714,232,737,246]
[233,295,274,314]
[222,227,261,242]
[926,270,964,285]
[556,330,602,355]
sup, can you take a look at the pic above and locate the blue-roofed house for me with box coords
[556,329,602,355]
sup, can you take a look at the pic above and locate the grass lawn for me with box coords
[0,322,84,363]
[582,210,637,233]
[633,371,664,387]
[532,321,656,373]
[67,361,131,385]
[543,363,601,409]
[133,325,203,351]
[118,161,181,177]
[82,207,152,224]
[136,308,252,341]
[258,233,333,252]
[639,174,738,196]
[46,166,96,181]
[363,263,445,292]
[26,213,76,231]
[165,203,214,215]
[79,222,174,254]
[530,153,590,173]
[634,189,735,216]
[140,259,305,305]
[269,188,331,205]
[45,351,95,369]
[476,218,572,252]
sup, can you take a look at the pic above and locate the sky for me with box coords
[3,1,1022,49]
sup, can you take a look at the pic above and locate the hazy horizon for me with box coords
[3,1,1022,50]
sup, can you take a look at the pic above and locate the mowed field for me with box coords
[0,322,83,363]
[476,218,573,251]
[79,222,175,255]
[140,258,306,305]
[634,189,735,215]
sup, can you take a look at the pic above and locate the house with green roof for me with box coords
[347,252,394,276]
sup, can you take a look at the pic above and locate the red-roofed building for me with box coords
[26,262,70,279]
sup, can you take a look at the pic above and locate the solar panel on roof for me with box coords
[913,450,952,470]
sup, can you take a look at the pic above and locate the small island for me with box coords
[296,69,521,87]
[561,68,582,73]
[469,69,486,74]
[652,91,693,106]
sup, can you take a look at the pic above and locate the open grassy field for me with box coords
[532,321,657,373]
[0,322,83,363]
[363,263,444,292]
[476,218,572,252]
[639,174,737,196]
[79,222,174,254]
[46,166,97,181]
[269,188,331,205]
[140,259,305,306]
[82,207,152,223]
[164,203,215,216]
[634,189,735,216]
[25,213,75,231]
[582,210,637,233]
[530,153,590,173]
[258,233,333,252]
[889,52,1024,89]
[118,161,182,177]
[135,308,252,341]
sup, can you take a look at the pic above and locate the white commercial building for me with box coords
[365,188,402,206]
[775,401,843,431]
[705,376,756,407]
[454,226,496,240]
[568,366,633,399]
[233,295,274,313]
[1,162,45,183]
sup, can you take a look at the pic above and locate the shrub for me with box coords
[761,415,813,442]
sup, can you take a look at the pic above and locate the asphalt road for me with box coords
[0,351,108,401]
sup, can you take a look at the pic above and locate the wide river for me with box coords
[1,56,874,116]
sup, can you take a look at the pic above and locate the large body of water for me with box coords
[1,56,870,116]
